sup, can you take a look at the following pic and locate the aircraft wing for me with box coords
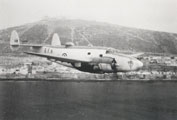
[127,53,144,58]
[24,51,90,63]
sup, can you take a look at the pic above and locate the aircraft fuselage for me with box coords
[38,46,143,73]
[10,30,143,74]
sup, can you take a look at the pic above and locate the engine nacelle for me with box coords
[92,57,115,64]
[98,63,114,72]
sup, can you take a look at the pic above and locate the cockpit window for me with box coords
[106,48,118,54]
[106,49,114,54]
[106,50,111,54]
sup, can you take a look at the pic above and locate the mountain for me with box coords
[1,18,177,54]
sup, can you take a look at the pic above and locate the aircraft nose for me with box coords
[137,60,143,68]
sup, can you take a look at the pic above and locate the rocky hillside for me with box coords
[1,18,177,54]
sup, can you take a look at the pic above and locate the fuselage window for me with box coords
[51,49,53,53]
[44,48,46,53]
[88,52,91,55]
[100,54,103,57]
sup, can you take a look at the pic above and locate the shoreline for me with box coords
[0,78,177,82]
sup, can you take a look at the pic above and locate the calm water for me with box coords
[0,80,177,120]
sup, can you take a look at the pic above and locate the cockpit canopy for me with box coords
[105,48,118,54]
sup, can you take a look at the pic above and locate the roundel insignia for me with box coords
[128,60,134,69]
[62,53,67,57]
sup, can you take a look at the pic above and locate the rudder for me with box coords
[51,33,61,46]
[10,30,20,51]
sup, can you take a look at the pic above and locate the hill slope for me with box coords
[1,18,177,54]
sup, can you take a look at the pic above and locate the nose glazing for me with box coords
[137,60,143,68]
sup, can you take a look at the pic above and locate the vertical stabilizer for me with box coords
[10,30,20,51]
[51,33,61,46]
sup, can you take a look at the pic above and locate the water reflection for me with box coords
[0,81,177,120]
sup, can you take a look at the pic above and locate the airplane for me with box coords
[10,30,143,74]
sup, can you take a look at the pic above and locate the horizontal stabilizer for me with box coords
[20,44,43,47]
[10,30,43,51]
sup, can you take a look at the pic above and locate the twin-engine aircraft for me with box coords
[10,30,143,73]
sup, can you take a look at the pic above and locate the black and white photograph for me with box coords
[0,0,177,119]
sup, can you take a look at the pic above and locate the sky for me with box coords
[0,0,177,33]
